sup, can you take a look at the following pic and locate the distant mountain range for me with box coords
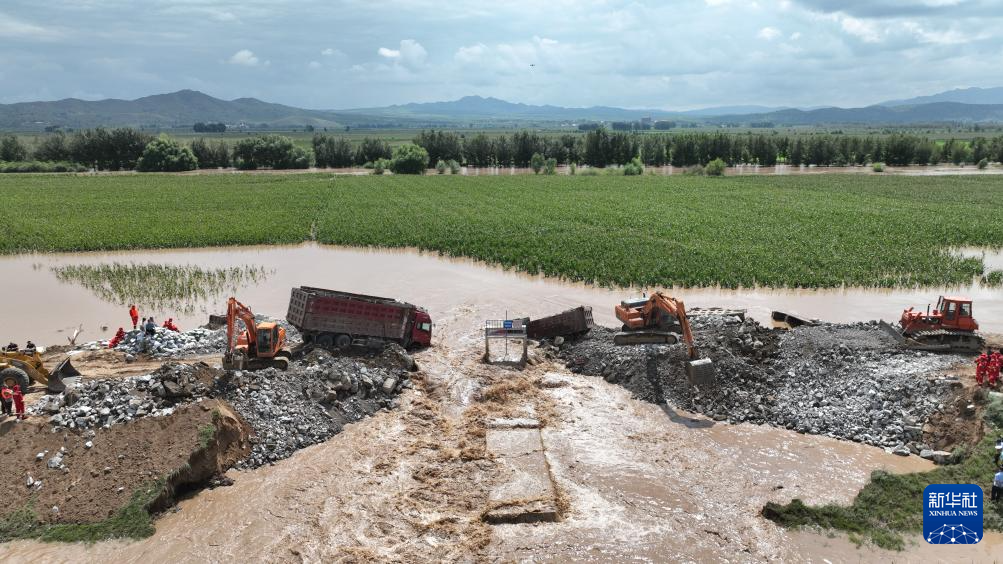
[3,87,1003,131]
[880,86,1003,107]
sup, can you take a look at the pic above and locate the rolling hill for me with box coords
[3,89,1003,131]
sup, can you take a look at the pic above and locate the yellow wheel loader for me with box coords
[0,350,79,393]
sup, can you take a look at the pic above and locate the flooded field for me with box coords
[1,242,999,561]
[2,243,1002,347]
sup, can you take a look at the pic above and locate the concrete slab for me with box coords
[484,426,559,524]
[488,417,540,430]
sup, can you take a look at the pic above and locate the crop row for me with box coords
[3,173,1002,289]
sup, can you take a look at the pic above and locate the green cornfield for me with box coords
[3,173,1002,288]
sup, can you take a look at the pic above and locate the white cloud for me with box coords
[378,39,427,68]
[0,12,60,40]
[789,31,802,40]
[308,60,321,69]
[839,15,882,42]
[321,47,342,56]
[228,49,260,66]
[758,26,781,40]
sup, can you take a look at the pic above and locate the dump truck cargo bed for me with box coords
[287,286,432,349]
[527,306,594,340]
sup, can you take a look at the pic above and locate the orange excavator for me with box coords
[614,292,715,384]
[222,297,292,371]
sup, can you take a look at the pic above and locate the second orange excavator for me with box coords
[222,297,292,371]
[614,292,715,385]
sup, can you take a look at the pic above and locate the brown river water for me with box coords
[1,243,1002,562]
[1,243,1001,346]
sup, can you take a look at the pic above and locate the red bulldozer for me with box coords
[880,295,985,353]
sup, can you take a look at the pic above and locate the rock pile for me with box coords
[31,344,414,469]
[216,346,414,469]
[29,362,212,430]
[113,327,226,357]
[559,318,961,452]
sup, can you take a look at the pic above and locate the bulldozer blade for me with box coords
[685,358,715,388]
[613,331,680,346]
[878,320,906,343]
[47,357,80,393]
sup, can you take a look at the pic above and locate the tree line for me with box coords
[3,128,1003,172]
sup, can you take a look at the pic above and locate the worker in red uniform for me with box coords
[990,349,1003,388]
[129,304,139,330]
[976,351,990,386]
[108,327,126,348]
[12,384,25,420]
[0,385,13,417]
[162,318,180,332]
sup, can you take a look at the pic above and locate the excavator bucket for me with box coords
[685,358,715,388]
[46,357,80,393]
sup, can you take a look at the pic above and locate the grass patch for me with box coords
[3,173,1003,288]
[198,424,216,449]
[0,480,164,543]
[50,263,271,314]
[763,434,1003,550]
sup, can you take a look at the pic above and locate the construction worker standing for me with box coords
[12,384,25,420]
[991,349,1003,388]
[977,351,990,387]
[994,468,1003,502]
[0,384,13,417]
[129,305,139,330]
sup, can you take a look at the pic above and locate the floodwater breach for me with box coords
[0,241,993,561]
[2,243,1002,346]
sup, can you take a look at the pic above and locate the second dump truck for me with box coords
[287,286,432,350]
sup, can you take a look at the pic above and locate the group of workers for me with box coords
[976,348,1003,387]
[4,341,36,355]
[111,305,180,349]
[1,383,26,419]
[2,342,33,420]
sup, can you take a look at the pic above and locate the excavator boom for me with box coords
[613,292,715,386]
[223,297,290,371]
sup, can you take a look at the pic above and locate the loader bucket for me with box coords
[47,357,80,393]
[685,358,715,388]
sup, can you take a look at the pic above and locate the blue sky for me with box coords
[1,0,1001,109]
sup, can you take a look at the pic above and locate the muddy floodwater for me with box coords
[1,243,1002,346]
[1,242,1000,561]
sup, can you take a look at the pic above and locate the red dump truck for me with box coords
[286,286,432,350]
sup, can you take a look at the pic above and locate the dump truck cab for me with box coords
[410,309,433,347]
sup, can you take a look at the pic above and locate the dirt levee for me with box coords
[0,399,250,525]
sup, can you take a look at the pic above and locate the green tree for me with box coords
[705,158,727,176]
[190,138,231,168]
[543,157,557,175]
[0,135,29,162]
[33,133,71,162]
[623,156,644,176]
[137,136,199,172]
[530,152,545,174]
[390,143,429,174]
[464,134,493,166]
[354,137,392,166]
[232,134,311,170]
[435,159,447,174]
